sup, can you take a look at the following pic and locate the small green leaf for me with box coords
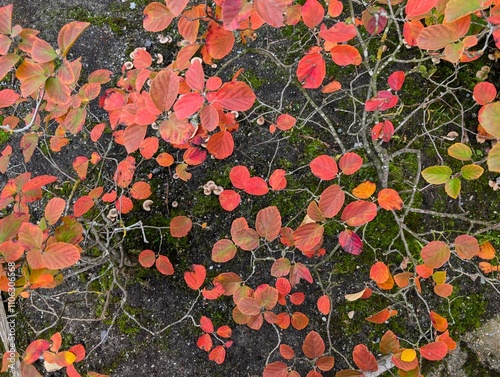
[447,142,472,161]
[422,166,452,184]
[461,164,484,180]
[487,143,500,172]
[445,178,461,199]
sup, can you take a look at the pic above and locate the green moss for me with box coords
[446,293,487,336]
[240,70,266,90]
[67,7,130,35]
[0,130,10,145]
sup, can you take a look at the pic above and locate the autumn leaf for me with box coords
[302,331,325,359]
[352,344,378,372]
[184,264,206,290]
[297,51,326,89]
[170,216,192,238]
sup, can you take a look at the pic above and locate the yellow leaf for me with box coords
[401,348,417,362]
[352,181,376,199]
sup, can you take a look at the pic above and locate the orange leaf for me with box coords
[454,234,479,259]
[317,295,331,315]
[216,325,232,338]
[365,307,397,324]
[436,330,456,351]
[114,156,136,188]
[263,361,289,377]
[150,69,179,112]
[316,356,335,371]
[330,45,362,66]
[377,188,403,210]
[130,181,152,200]
[419,341,448,361]
[237,297,261,316]
[341,200,377,226]
[434,283,453,298]
[90,123,106,142]
[24,339,50,364]
[41,242,80,270]
[322,80,342,93]
[256,206,281,241]
[380,330,400,354]
[184,264,206,290]
[293,223,324,253]
[478,241,496,260]
[392,351,419,372]
[310,155,338,180]
[219,190,241,211]
[156,152,174,167]
[206,131,234,160]
[352,181,376,199]
[269,169,287,190]
[44,197,66,225]
[170,215,192,238]
[213,80,256,111]
[206,23,235,60]
[49,333,62,353]
[155,254,174,275]
[276,114,296,131]
[143,2,174,32]
[138,249,156,268]
[139,137,159,160]
[291,311,309,330]
[394,271,413,288]
[421,241,450,268]
[200,316,214,333]
[302,330,325,359]
[339,152,363,175]
[430,311,448,332]
[369,261,390,284]
[232,228,260,251]
[271,258,291,277]
[244,177,269,196]
[279,344,295,360]
[57,21,90,57]
[352,344,378,372]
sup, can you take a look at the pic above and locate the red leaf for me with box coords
[320,22,357,43]
[310,155,338,180]
[341,201,377,226]
[159,115,196,146]
[421,241,450,268]
[339,152,363,175]
[155,255,174,275]
[289,262,313,286]
[57,21,90,57]
[200,104,220,131]
[276,277,291,296]
[371,120,394,142]
[289,292,305,305]
[73,196,94,217]
[293,223,324,253]
[44,198,66,225]
[114,156,136,188]
[378,188,403,210]
[219,190,241,211]
[138,249,156,268]
[206,23,235,60]
[150,69,179,112]
[405,0,438,19]
[276,114,296,131]
[302,330,325,359]
[244,177,269,196]
[214,81,256,111]
[212,239,237,263]
[41,242,80,270]
[263,361,289,377]
[0,4,12,35]
[317,295,331,314]
[174,92,204,119]
[301,0,324,28]
[279,344,295,360]
[454,234,479,259]
[184,264,206,290]
[319,184,345,218]
[133,49,152,69]
[269,169,287,190]
[380,330,400,354]
[72,156,89,181]
[316,356,335,372]
[353,344,378,372]
[338,230,363,255]
[186,59,205,91]
[0,89,19,108]
[216,325,232,338]
[473,82,497,105]
[170,216,192,238]
[208,345,226,364]
[403,20,424,46]
[207,131,235,160]
[143,2,174,32]
[419,341,448,361]
[296,51,325,89]
[388,71,405,91]
[24,339,50,364]
[230,165,251,189]
[330,45,362,66]
[200,316,214,333]
[254,0,290,27]
[90,123,106,142]
[197,333,213,351]
[370,261,391,284]
[256,206,281,241]
[365,91,399,111]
